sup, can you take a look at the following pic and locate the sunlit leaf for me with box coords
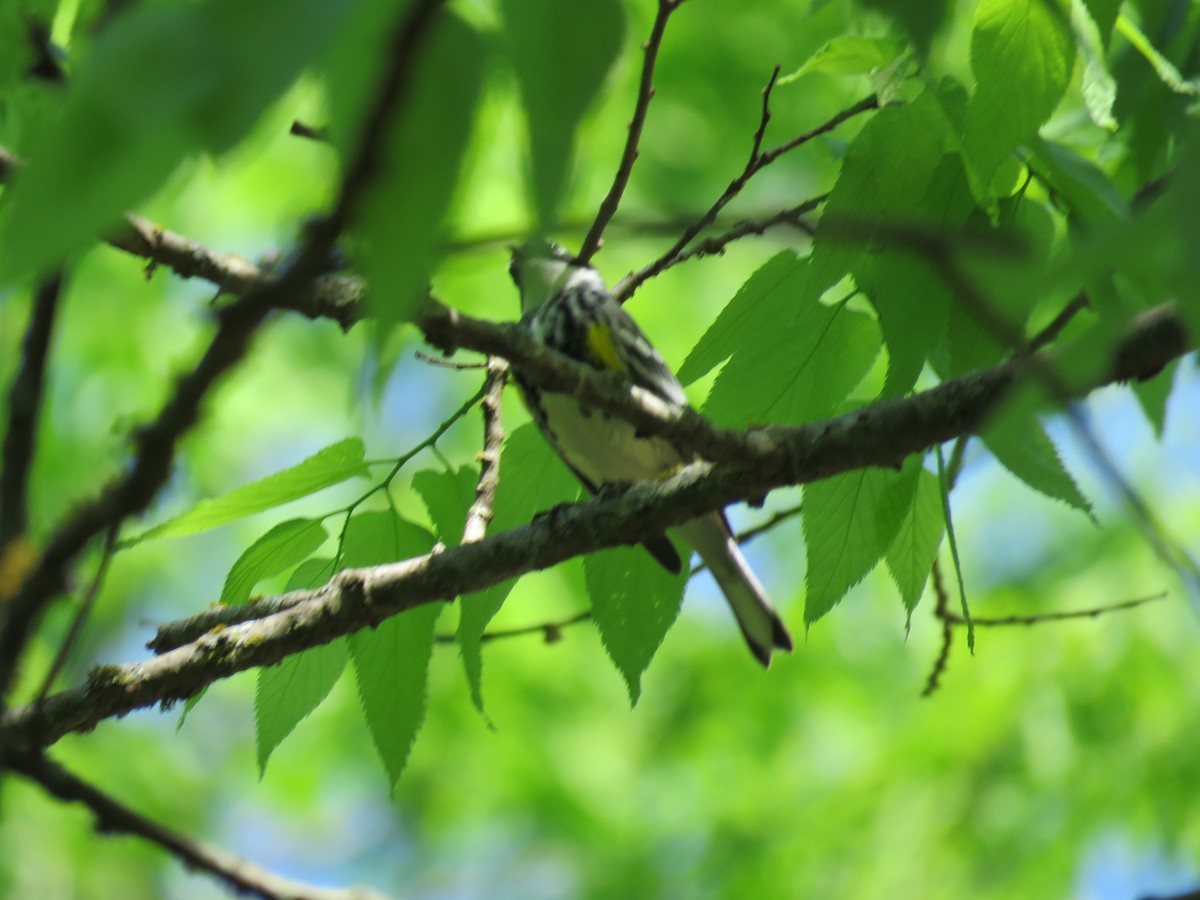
[126,438,367,545]
[884,459,945,623]
[413,465,479,547]
[220,518,328,606]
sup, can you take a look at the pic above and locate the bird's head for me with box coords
[509,239,590,314]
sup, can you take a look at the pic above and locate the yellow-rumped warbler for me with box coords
[508,238,793,666]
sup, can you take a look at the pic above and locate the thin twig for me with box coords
[4,746,393,900]
[414,350,487,370]
[657,197,823,272]
[922,559,954,697]
[615,91,878,301]
[578,0,687,263]
[436,610,591,645]
[32,526,118,712]
[1,271,64,547]
[1029,293,1091,352]
[944,592,1167,627]
[462,359,508,544]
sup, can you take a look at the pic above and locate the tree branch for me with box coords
[578,0,687,264]
[1,300,1189,747]
[4,746,393,900]
[462,358,507,544]
[1,271,64,548]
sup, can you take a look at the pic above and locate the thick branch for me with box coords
[1,301,1189,747]
[4,746,392,900]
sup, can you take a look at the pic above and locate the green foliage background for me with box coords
[1,0,1198,897]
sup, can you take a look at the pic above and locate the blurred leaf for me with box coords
[1132,361,1178,438]
[1115,14,1200,99]
[780,35,906,83]
[359,11,485,325]
[981,396,1094,517]
[854,0,953,56]
[220,518,328,606]
[884,459,944,623]
[1070,0,1117,130]
[585,543,686,705]
[126,438,367,545]
[501,0,624,226]
[0,0,361,279]
[964,0,1075,199]
[807,93,949,297]
[704,299,880,428]
[413,465,479,547]
[1083,0,1120,44]
[1026,136,1129,224]
[676,251,807,387]
[341,510,440,787]
[458,424,579,712]
[802,466,914,623]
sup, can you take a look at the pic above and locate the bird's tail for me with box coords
[676,513,793,667]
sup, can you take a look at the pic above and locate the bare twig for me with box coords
[944,592,1167,627]
[1,271,64,548]
[1030,293,1091,352]
[654,196,823,273]
[436,610,591,645]
[462,358,508,544]
[578,0,687,263]
[615,91,878,301]
[4,746,393,900]
[922,560,954,697]
[414,350,487,370]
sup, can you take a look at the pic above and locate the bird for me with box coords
[507,238,793,666]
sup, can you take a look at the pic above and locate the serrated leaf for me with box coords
[1070,0,1117,130]
[255,639,348,777]
[359,11,485,324]
[964,0,1075,199]
[220,518,328,606]
[1115,14,1200,99]
[340,510,439,787]
[780,35,906,83]
[807,94,949,298]
[1132,361,1178,438]
[0,0,362,279]
[703,299,881,429]
[981,397,1094,516]
[585,544,686,705]
[884,461,945,624]
[457,424,580,712]
[802,466,914,623]
[854,153,977,396]
[126,438,367,545]
[502,0,623,226]
[676,251,807,386]
[413,465,479,547]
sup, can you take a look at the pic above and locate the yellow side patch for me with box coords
[585,322,628,374]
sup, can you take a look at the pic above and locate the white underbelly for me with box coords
[538,392,684,486]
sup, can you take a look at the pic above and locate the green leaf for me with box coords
[981,396,1094,516]
[501,0,623,226]
[457,424,580,712]
[780,35,906,83]
[802,467,914,624]
[1132,361,1178,438]
[854,0,953,56]
[126,438,367,545]
[341,510,439,787]
[1115,14,1200,99]
[220,518,328,607]
[884,460,945,624]
[964,0,1075,199]
[359,11,485,324]
[703,299,881,429]
[676,251,808,387]
[585,544,686,705]
[1026,136,1128,224]
[255,639,348,777]
[0,0,362,279]
[806,94,949,298]
[412,465,479,547]
[854,153,977,396]
[1070,0,1117,130]
[1082,0,1120,45]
